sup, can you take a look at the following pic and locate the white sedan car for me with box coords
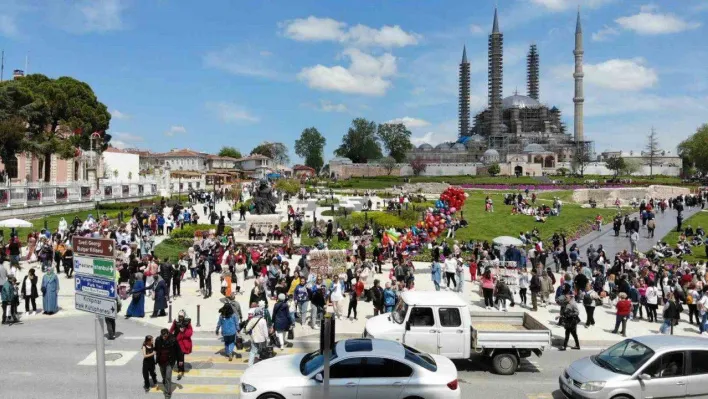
[239,338,461,399]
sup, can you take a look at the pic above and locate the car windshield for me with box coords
[299,349,338,376]
[594,339,655,375]
[403,344,437,372]
[392,301,408,324]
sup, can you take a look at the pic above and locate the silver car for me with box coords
[559,335,708,399]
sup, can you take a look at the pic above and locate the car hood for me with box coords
[568,356,629,383]
[241,354,308,384]
[365,313,405,339]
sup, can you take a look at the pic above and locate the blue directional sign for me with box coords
[75,274,116,299]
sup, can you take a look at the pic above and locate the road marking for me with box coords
[188,350,303,364]
[151,384,240,395]
[181,369,244,378]
[527,394,554,399]
[78,350,138,366]
[191,346,307,355]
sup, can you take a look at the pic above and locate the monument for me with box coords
[252,179,278,215]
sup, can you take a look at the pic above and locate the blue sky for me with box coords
[1,0,706,164]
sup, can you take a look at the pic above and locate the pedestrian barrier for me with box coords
[168,304,172,323]
[196,304,201,327]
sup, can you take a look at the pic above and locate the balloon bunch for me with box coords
[421,187,469,239]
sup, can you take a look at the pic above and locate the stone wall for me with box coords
[401,182,451,194]
[330,162,478,179]
[572,185,691,205]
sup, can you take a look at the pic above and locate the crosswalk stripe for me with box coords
[526,394,553,399]
[150,384,240,395]
[191,346,308,355]
[182,369,244,378]
[188,350,301,364]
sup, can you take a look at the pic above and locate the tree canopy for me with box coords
[251,141,289,165]
[334,118,382,163]
[678,124,708,175]
[0,74,111,170]
[487,163,500,176]
[294,127,326,172]
[377,123,413,162]
[606,157,625,178]
[644,128,661,177]
[218,146,242,159]
[379,156,397,175]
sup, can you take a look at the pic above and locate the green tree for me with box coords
[377,123,413,162]
[0,118,28,179]
[274,178,301,196]
[251,141,290,165]
[605,157,626,178]
[379,156,397,175]
[571,146,590,177]
[334,118,382,163]
[644,127,661,177]
[295,127,326,171]
[488,163,501,176]
[623,158,643,175]
[218,146,242,159]
[678,124,708,174]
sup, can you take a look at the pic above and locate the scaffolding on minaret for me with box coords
[488,7,503,138]
[459,46,471,137]
[527,44,539,100]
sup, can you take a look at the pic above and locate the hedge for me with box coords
[170,224,233,239]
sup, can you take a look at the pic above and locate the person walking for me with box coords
[371,279,384,316]
[215,304,240,361]
[444,256,457,289]
[431,260,442,291]
[293,277,310,326]
[142,335,158,392]
[1,276,19,324]
[612,292,632,337]
[244,307,268,366]
[21,268,39,315]
[151,275,168,318]
[645,281,659,322]
[329,275,345,320]
[272,294,292,349]
[529,269,541,311]
[481,269,495,309]
[348,277,363,320]
[41,267,60,315]
[455,258,465,293]
[559,293,581,350]
[169,310,193,378]
[155,328,182,398]
[660,292,678,335]
[126,273,146,318]
[383,282,397,312]
[582,283,599,327]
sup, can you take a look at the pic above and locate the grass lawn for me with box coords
[154,238,193,260]
[11,208,122,243]
[659,211,708,263]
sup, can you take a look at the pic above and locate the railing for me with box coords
[0,180,159,207]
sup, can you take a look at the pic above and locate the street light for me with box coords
[164,163,172,200]
[178,166,183,203]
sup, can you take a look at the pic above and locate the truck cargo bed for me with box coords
[470,311,551,351]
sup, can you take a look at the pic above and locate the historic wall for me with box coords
[572,185,691,205]
[331,163,478,179]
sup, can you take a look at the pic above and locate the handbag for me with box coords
[235,336,244,350]
[287,328,294,340]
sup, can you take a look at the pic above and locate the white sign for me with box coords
[75,292,117,318]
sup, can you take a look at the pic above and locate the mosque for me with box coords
[407,8,594,176]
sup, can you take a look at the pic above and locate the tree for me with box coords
[556,167,569,176]
[678,124,708,174]
[623,158,643,175]
[605,156,626,178]
[334,118,382,163]
[274,178,301,196]
[570,146,590,177]
[644,127,661,177]
[377,123,413,162]
[0,118,28,180]
[410,157,428,176]
[488,163,500,176]
[294,127,326,172]
[218,146,242,159]
[251,142,290,165]
[379,156,397,175]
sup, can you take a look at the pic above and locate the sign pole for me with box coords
[322,314,330,399]
[95,314,108,399]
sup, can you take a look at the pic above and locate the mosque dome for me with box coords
[468,134,484,143]
[330,157,353,165]
[418,143,433,151]
[523,143,546,153]
[435,143,451,151]
[502,94,542,110]
[452,143,466,151]
[483,149,500,164]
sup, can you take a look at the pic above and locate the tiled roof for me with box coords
[293,164,315,171]
[158,149,206,157]
[236,154,271,161]
[207,155,238,161]
[103,146,128,154]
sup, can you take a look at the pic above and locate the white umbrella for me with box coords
[0,218,33,228]
[492,235,524,246]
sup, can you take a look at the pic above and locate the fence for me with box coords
[0,180,158,207]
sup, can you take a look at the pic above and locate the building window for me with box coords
[5,157,18,179]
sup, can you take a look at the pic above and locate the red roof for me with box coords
[293,164,315,171]
[207,155,238,161]
[103,146,127,154]
[236,154,271,161]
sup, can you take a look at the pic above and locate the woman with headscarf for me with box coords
[151,275,168,318]
[215,304,240,361]
[126,273,146,318]
[41,267,60,314]
[244,307,269,366]
[169,310,193,379]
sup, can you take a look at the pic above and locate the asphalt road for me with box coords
[0,314,603,399]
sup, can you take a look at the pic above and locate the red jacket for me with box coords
[169,320,193,355]
[616,300,632,316]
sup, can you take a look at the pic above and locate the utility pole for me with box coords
[1,50,4,82]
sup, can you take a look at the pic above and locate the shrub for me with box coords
[154,238,193,260]
[275,178,301,196]
[170,224,233,239]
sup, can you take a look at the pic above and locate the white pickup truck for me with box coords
[364,291,551,375]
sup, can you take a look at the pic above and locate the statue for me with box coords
[252,180,277,215]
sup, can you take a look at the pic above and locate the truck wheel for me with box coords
[492,353,518,375]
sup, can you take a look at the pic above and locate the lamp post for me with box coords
[178,166,183,203]
[164,163,172,200]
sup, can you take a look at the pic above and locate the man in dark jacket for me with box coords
[159,258,172,298]
[310,285,326,329]
[272,294,292,348]
[371,279,384,316]
[529,269,541,311]
[325,220,333,241]
[155,328,182,398]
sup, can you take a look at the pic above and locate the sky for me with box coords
[1,0,706,164]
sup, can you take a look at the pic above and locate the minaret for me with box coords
[488,7,503,137]
[573,9,584,143]
[527,44,539,100]
[459,46,471,137]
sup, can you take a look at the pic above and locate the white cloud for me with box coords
[110,109,129,119]
[76,0,125,33]
[386,117,431,128]
[410,120,459,146]
[259,50,273,57]
[317,100,348,112]
[110,140,128,149]
[203,46,278,78]
[469,24,484,35]
[207,102,259,123]
[528,0,614,11]
[281,16,420,48]
[552,58,658,91]
[298,48,397,96]
[164,125,187,137]
[0,14,19,37]
[592,25,620,41]
[616,7,701,35]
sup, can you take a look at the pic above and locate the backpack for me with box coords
[582,293,593,306]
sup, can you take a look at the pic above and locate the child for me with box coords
[141,335,158,392]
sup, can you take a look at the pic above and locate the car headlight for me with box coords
[579,381,606,392]
[241,383,257,393]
